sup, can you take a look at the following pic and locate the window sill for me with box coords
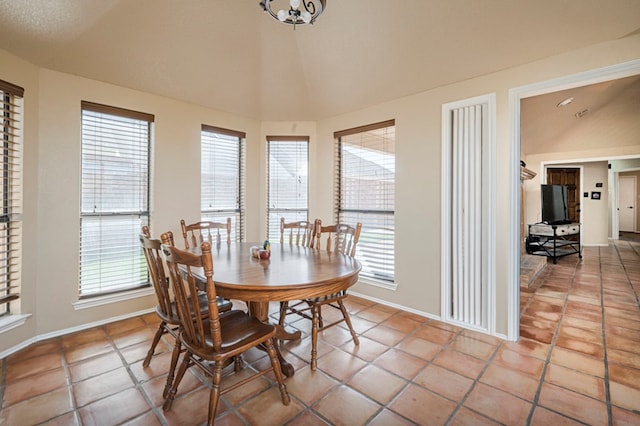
[356,276,397,291]
[0,313,32,334]
[73,287,155,310]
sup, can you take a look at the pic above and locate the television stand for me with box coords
[526,223,582,264]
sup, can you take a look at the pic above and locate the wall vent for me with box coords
[575,108,590,118]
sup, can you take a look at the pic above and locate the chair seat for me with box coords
[157,294,232,325]
[185,310,276,359]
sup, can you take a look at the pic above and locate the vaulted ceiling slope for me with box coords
[521,75,640,155]
[1,0,639,121]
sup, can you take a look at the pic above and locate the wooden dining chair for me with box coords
[180,218,232,248]
[139,226,231,399]
[280,217,315,247]
[160,238,289,424]
[279,219,362,370]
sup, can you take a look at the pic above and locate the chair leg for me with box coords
[233,355,243,372]
[265,337,290,405]
[317,304,324,328]
[143,321,166,367]
[278,301,288,327]
[207,362,224,426]
[163,350,191,411]
[163,335,182,399]
[338,299,359,345]
[311,305,319,370]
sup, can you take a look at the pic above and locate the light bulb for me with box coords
[301,11,311,23]
[277,9,288,21]
[290,0,300,9]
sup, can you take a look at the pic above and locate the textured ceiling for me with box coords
[1,0,639,121]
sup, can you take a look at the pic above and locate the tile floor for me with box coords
[1,240,639,425]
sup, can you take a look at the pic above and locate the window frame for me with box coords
[266,136,310,241]
[0,79,24,318]
[200,124,246,242]
[78,101,153,300]
[335,119,396,287]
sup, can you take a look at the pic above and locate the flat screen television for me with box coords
[541,184,571,225]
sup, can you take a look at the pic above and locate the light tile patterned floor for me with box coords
[1,240,639,425]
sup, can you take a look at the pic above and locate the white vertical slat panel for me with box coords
[451,110,460,319]
[442,93,495,335]
[462,106,470,323]
[474,105,483,325]
[458,108,467,322]
[450,104,484,327]
[467,105,474,324]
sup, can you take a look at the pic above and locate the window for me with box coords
[267,136,309,240]
[80,101,153,298]
[0,80,23,317]
[335,120,395,284]
[201,125,246,242]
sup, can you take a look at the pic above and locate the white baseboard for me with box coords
[349,290,441,322]
[0,307,155,359]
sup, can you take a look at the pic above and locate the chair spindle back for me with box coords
[161,236,223,352]
[280,218,315,247]
[180,218,231,249]
[314,220,362,257]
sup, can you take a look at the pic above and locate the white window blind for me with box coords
[0,80,23,316]
[335,120,395,284]
[201,125,246,242]
[267,137,309,240]
[80,101,152,297]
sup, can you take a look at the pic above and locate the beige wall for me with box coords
[582,162,611,244]
[1,33,640,354]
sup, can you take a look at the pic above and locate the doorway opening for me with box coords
[507,59,640,341]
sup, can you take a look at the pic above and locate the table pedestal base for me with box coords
[248,301,298,377]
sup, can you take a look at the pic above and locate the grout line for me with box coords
[614,240,640,309]
[444,336,505,425]
[602,244,614,426]
[57,336,83,425]
[107,323,170,426]
[524,256,576,425]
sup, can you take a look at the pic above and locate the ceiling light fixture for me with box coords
[260,0,326,28]
[556,97,574,107]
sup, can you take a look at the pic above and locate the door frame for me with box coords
[618,175,637,233]
[507,59,640,341]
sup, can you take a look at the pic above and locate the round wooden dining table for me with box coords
[192,242,362,376]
